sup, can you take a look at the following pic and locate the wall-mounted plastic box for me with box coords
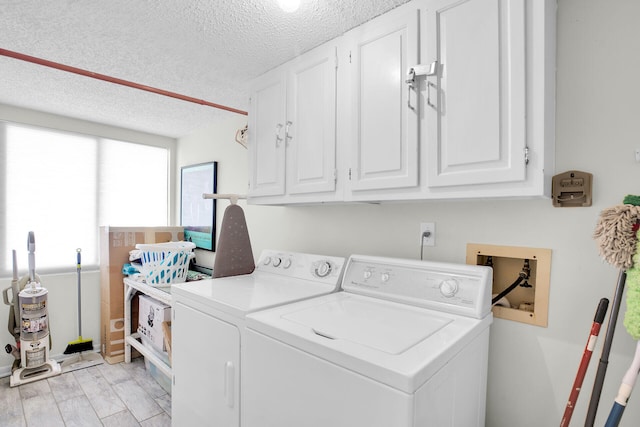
[466,243,552,327]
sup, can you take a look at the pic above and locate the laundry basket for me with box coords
[135,241,196,286]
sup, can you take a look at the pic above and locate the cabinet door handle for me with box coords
[224,361,235,408]
[427,81,437,109]
[275,123,283,147]
[405,67,416,85]
[425,61,438,77]
[426,61,439,110]
[407,84,416,110]
[285,121,293,144]
[406,61,439,110]
[406,60,438,82]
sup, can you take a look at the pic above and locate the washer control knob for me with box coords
[283,258,292,269]
[263,257,271,266]
[315,261,332,278]
[272,257,282,267]
[363,270,372,280]
[439,279,459,298]
[380,272,390,283]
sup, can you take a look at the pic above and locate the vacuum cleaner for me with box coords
[3,232,61,387]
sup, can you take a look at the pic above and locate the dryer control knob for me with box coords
[380,273,390,283]
[439,279,459,298]
[263,257,271,266]
[315,261,332,278]
[273,257,282,267]
[363,270,372,280]
[283,258,292,269]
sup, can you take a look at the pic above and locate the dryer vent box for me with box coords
[466,243,551,327]
[552,170,593,207]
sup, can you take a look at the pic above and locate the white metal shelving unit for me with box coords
[123,277,172,378]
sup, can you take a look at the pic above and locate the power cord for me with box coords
[420,231,431,260]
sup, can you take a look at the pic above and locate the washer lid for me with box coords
[283,297,452,355]
[247,292,492,393]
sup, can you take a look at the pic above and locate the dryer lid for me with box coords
[283,296,452,354]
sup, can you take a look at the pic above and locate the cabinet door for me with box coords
[248,68,287,197]
[349,6,420,192]
[172,302,240,427]
[286,46,337,195]
[425,0,526,187]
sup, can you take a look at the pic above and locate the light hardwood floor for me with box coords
[0,357,171,427]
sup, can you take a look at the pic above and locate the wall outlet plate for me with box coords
[420,223,435,246]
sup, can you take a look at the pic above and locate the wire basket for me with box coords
[135,241,196,286]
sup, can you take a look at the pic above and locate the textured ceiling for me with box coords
[0,0,410,138]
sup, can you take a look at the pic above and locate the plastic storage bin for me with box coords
[136,241,196,286]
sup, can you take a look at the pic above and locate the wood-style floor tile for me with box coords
[0,357,170,426]
[58,395,102,427]
[140,411,171,427]
[48,371,85,402]
[73,366,127,418]
[100,409,142,427]
[0,378,26,427]
[22,392,65,427]
[113,379,164,422]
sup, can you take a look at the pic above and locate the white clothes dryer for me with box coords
[171,250,345,427]
[243,255,493,427]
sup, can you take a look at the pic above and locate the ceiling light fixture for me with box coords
[277,0,300,13]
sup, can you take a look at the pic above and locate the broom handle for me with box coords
[11,250,20,332]
[585,270,627,426]
[77,249,82,338]
[560,298,609,427]
[604,340,640,427]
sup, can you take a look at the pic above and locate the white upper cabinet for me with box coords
[248,68,286,198]
[347,4,420,193]
[248,42,338,203]
[286,46,337,196]
[247,0,555,204]
[423,0,527,188]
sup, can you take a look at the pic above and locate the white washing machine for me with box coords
[170,250,346,427]
[243,255,493,427]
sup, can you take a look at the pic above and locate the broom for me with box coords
[64,249,93,354]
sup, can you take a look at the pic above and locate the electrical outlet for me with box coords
[420,223,435,246]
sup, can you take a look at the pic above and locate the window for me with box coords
[1,122,170,274]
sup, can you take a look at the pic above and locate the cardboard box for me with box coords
[138,295,171,352]
[99,226,183,363]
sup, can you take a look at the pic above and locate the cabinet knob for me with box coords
[275,123,283,146]
[285,121,293,144]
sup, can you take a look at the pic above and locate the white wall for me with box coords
[175,1,640,425]
[176,114,251,267]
